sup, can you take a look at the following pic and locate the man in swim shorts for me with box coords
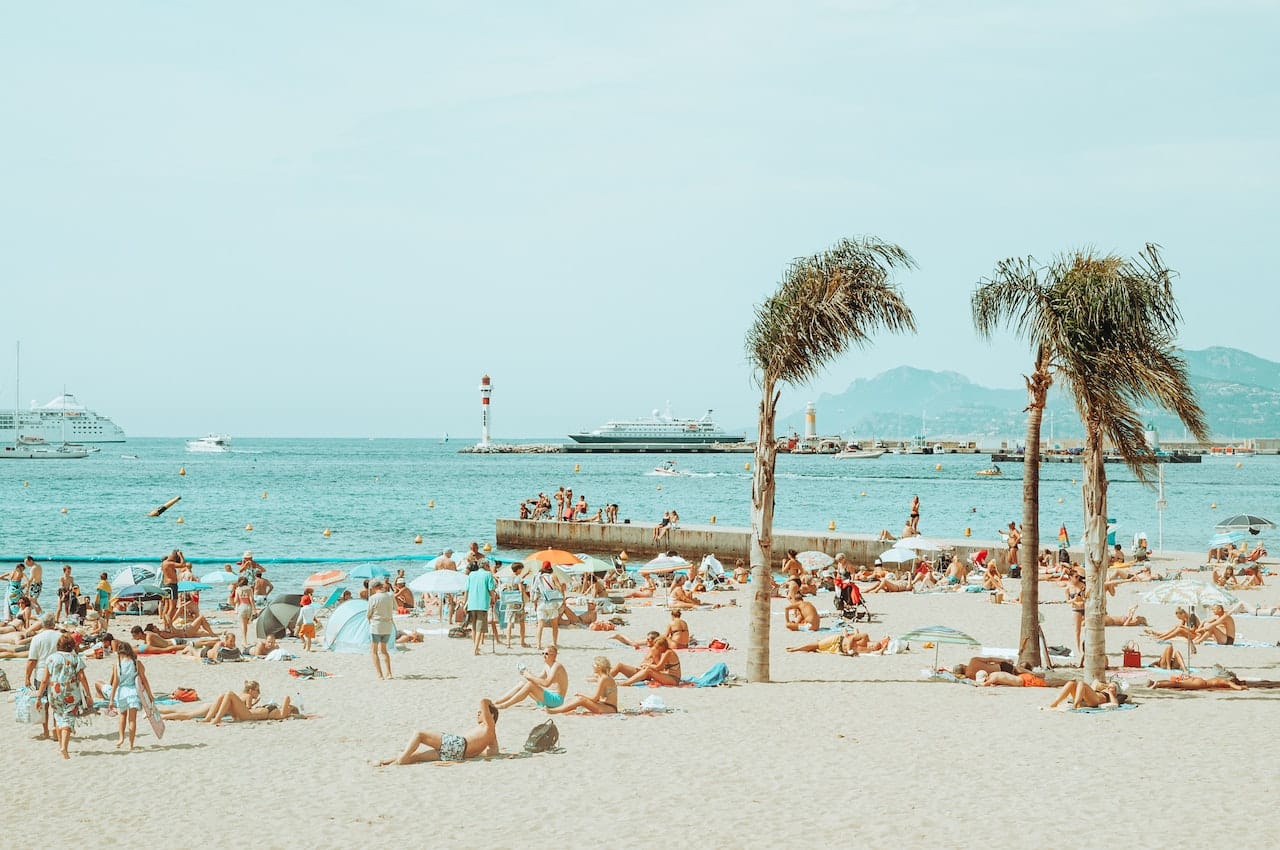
[783,583,821,632]
[491,645,568,710]
[379,698,500,765]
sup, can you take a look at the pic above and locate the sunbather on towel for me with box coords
[493,645,569,709]
[783,584,821,632]
[613,636,681,686]
[204,690,297,725]
[668,585,701,609]
[864,576,910,593]
[1193,605,1236,645]
[1104,605,1149,627]
[379,698,500,765]
[1148,674,1246,691]
[1046,679,1125,709]
[547,656,618,715]
[787,631,888,655]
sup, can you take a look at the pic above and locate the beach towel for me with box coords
[683,662,730,687]
[1069,704,1138,714]
[289,667,333,680]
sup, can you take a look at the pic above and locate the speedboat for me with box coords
[833,445,886,460]
[976,465,1003,477]
[650,459,681,476]
[186,434,232,453]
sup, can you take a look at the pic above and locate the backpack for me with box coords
[523,719,560,754]
[0,668,9,691]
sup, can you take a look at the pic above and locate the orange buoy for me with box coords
[709,515,716,524]
[414,534,423,544]
[828,520,836,531]
[179,467,186,476]
[322,528,331,538]
[245,523,254,531]
[176,516,184,524]
[964,527,971,537]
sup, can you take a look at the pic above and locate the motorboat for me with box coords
[1,442,90,459]
[976,465,1003,477]
[186,434,232,453]
[651,459,681,476]
[833,445,886,460]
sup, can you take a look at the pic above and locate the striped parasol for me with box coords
[898,624,981,669]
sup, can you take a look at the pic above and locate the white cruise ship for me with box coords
[569,407,745,445]
[0,394,127,444]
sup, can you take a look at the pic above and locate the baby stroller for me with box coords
[833,579,872,623]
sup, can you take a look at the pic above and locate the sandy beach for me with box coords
[4,548,1278,850]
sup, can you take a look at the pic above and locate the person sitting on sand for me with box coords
[783,583,821,631]
[158,614,217,639]
[668,583,701,609]
[611,630,660,650]
[612,636,681,686]
[1046,679,1125,709]
[547,656,619,715]
[1212,566,1236,588]
[1148,673,1246,691]
[379,698,500,765]
[1152,645,1187,671]
[980,562,1004,591]
[1193,604,1236,645]
[1104,605,1149,627]
[787,631,889,655]
[864,575,910,593]
[664,609,691,648]
[1144,607,1197,642]
[492,645,569,709]
[559,598,599,627]
[733,559,750,584]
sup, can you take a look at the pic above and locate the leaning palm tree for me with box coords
[744,236,916,682]
[979,244,1207,681]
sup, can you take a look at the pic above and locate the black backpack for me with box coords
[523,719,560,754]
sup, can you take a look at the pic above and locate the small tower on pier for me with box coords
[804,401,817,440]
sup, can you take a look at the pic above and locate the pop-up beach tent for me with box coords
[322,599,396,653]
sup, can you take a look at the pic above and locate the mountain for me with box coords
[778,347,1280,442]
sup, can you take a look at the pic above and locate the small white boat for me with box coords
[1,442,90,459]
[186,434,232,453]
[833,446,886,460]
[976,465,1003,477]
[650,459,681,476]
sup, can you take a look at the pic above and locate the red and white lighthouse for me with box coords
[478,374,492,447]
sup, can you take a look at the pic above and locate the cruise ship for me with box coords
[0,394,127,444]
[569,408,745,445]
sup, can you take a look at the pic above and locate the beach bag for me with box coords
[707,638,729,651]
[172,687,199,703]
[0,668,9,692]
[523,719,560,754]
[1122,641,1141,668]
[14,687,37,724]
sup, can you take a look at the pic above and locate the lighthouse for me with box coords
[478,374,493,447]
[804,401,817,440]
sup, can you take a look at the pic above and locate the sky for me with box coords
[2,1,1276,438]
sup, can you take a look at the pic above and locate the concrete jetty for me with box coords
[496,518,1003,566]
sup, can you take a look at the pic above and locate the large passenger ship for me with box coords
[569,407,744,445]
[0,394,127,444]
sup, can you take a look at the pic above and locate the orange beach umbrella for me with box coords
[525,549,582,566]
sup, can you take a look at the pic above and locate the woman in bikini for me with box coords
[1148,674,1247,691]
[617,637,681,686]
[787,631,889,655]
[233,578,255,646]
[201,681,297,725]
[1046,679,1124,709]
[548,657,619,714]
[1066,573,1086,654]
[1144,607,1196,642]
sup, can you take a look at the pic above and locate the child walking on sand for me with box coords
[110,642,154,751]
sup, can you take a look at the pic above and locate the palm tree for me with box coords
[977,245,1208,681]
[744,236,916,682]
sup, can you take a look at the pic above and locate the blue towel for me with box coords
[1070,704,1137,714]
[683,662,730,687]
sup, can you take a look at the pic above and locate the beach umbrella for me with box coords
[525,549,582,566]
[893,536,941,552]
[1214,514,1275,535]
[640,554,689,574]
[110,566,156,590]
[303,569,347,589]
[349,564,392,580]
[256,594,303,639]
[113,583,163,599]
[512,560,570,585]
[794,551,834,570]
[565,555,613,576]
[408,570,469,595]
[878,548,916,565]
[1207,531,1248,548]
[898,624,981,670]
[200,571,233,585]
[1142,580,1239,609]
[176,581,211,592]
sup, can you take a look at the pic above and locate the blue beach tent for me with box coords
[322,599,396,653]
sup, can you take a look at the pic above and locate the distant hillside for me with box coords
[776,346,1280,442]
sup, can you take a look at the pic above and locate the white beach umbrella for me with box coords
[878,549,916,565]
[894,536,941,552]
[110,565,157,590]
[199,570,233,585]
[408,570,469,595]
[640,554,690,574]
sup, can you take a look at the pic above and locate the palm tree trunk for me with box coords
[747,381,780,684]
[1017,369,1049,667]
[1081,418,1110,682]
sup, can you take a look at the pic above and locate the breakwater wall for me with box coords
[495,518,1009,567]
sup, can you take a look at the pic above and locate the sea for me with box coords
[3,438,1276,591]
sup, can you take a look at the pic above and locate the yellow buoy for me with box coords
[828,520,836,531]
[428,500,435,509]
[964,527,971,537]
[483,543,492,552]
[935,463,942,471]
[1071,479,1076,485]
[1058,497,1064,503]
[859,491,867,497]
[245,523,254,531]
[656,485,661,490]
[262,491,268,499]
[60,507,68,514]
[1211,503,1217,509]
[23,481,29,487]
[322,528,331,538]
[709,515,716,524]
[176,516,184,524]
[414,534,423,544]
[574,463,580,473]
[1236,462,1243,469]
[179,467,186,476]
[744,462,751,471]
[619,550,629,562]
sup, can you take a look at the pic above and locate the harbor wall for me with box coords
[495,518,1010,567]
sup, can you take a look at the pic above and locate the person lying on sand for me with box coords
[204,687,297,725]
[559,599,598,627]
[546,656,618,715]
[378,698,499,765]
[158,681,256,720]
[158,614,217,638]
[611,636,680,686]
[1046,680,1126,709]
[248,635,280,657]
[179,632,241,661]
[131,625,213,653]
[1104,605,1149,627]
[787,631,888,655]
[864,576,910,593]
[975,669,1050,687]
[1148,674,1246,691]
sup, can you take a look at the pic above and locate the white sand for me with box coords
[4,550,1277,849]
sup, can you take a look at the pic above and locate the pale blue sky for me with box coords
[3,2,1275,438]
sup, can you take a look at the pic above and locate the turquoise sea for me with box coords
[3,439,1276,590]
